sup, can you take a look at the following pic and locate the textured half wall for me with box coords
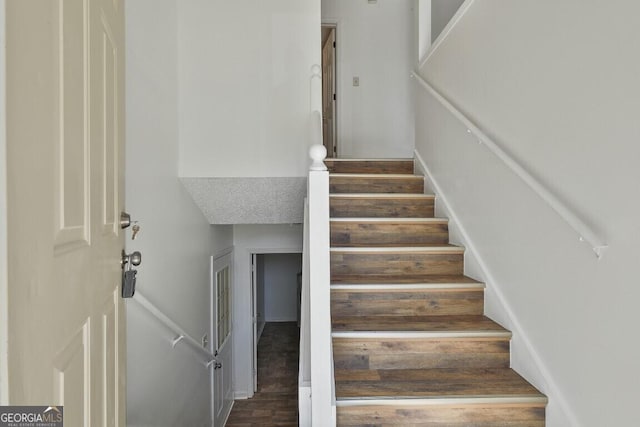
[181,177,307,224]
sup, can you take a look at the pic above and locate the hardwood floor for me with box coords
[225,322,299,427]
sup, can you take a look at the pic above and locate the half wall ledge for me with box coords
[180,177,306,224]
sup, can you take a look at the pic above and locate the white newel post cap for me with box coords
[309,144,327,171]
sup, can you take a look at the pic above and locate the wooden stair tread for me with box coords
[331,315,507,333]
[330,217,447,223]
[326,158,414,161]
[332,274,479,284]
[334,368,545,401]
[325,159,414,175]
[330,194,435,218]
[330,173,422,178]
[331,282,484,290]
[330,175,424,194]
[330,193,434,198]
[331,245,463,253]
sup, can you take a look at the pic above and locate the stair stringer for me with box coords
[414,149,578,427]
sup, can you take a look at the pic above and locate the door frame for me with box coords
[248,249,302,395]
[0,0,8,405]
[321,21,340,158]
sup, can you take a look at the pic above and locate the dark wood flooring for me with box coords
[225,322,299,426]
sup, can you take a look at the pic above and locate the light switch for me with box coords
[353,76,360,87]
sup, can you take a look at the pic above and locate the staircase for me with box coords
[325,158,547,426]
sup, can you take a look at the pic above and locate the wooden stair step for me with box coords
[324,158,414,174]
[335,370,546,426]
[333,336,510,370]
[331,285,484,317]
[330,193,435,218]
[336,401,545,426]
[334,368,545,400]
[331,246,464,278]
[331,274,480,285]
[330,174,424,194]
[331,315,507,333]
[325,155,547,425]
[331,218,449,247]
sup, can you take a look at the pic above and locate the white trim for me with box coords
[418,0,476,68]
[330,246,463,253]
[0,0,8,405]
[307,161,336,425]
[332,331,511,339]
[336,395,548,406]
[411,71,606,258]
[331,283,484,291]
[414,149,581,427]
[233,391,249,400]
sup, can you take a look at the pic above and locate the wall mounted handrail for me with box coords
[131,291,218,367]
[411,71,607,259]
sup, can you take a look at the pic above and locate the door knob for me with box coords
[121,250,142,267]
[121,250,141,299]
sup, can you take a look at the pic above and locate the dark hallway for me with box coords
[225,322,299,426]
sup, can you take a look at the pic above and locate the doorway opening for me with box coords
[251,253,302,392]
[321,24,338,158]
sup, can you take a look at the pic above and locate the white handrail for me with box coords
[305,144,336,426]
[131,291,218,367]
[411,71,607,259]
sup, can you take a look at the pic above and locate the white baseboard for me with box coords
[234,391,249,400]
[414,149,579,427]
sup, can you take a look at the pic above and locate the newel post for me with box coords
[309,144,327,171]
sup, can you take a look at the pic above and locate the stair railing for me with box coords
[130,291,218,368]
[411,71,607,258]
[299,143,336,426]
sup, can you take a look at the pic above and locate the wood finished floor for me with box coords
[225,322,299,427]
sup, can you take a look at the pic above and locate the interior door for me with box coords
[212,253,234,426]
[6,0,125,425]
[322,27,337,158]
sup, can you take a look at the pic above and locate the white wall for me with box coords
[0,0,8,405]
[416,1,640,426]
[177,0,321,178]
[322,0,415,158]
[126,1,233,425]
[260,253,302,322]
[232,225,303,398]
[416,0,432,63]
[430,0,464,42]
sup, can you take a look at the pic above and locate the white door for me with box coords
[212,254,234,426]
[5,0,125,425]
